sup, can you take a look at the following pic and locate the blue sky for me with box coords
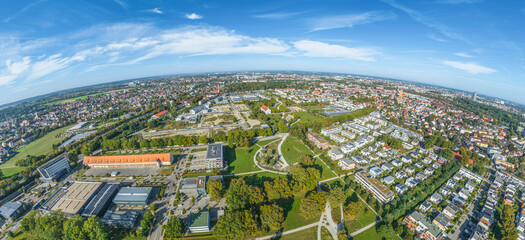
[1,0,524,105]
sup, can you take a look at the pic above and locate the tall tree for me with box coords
[163,217,185,239]
[260,204,284,231]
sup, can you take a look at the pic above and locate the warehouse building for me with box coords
[102,210,139,228]
[81,184,121,217]
[83,153,174,168]
[37,154,71,182]
[113,187,153,206]
[43,182,103,215]
[206,144,224,169]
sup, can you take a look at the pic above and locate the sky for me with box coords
[0,0,524,105]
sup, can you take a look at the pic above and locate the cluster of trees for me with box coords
[15,154,46,167]
[20,211,108,240]
[163,217,185,239]
[377,134,403,150]
[140,211,155,237]
[494,202,518,240]
[423,135,452,149]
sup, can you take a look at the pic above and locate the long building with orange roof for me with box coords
[83,153,174,168]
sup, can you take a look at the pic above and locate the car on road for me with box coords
[111,171,120,176]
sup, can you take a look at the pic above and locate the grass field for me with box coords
[344,205,377,234]
[281,137,313,164]
[225,139,276,174]
[295,111,323,122]
[45,93,103,105]
[2,125,72,168]
[272,226,317,240]
[282,190,319,230]
[320,226,333,240]
[351,225,386,240]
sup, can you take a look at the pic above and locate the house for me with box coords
[465,180,477,193]
[369,166,384,178]
[415,162,425,169]
[330,134,346,143]
[416,172,428,181]
[440,186,451,196]
[432,163,441,169]
[321,126,342,136]
[429,193,443,204]
[261,105,272,114]
[403,211,444,240]
[425,167,435,176]
[338,157,356,170]
[352,156,368,165]
[360,148,371,156]
[442,204,459,219]
[406,177,419,188]
[341,130,356,139]
[420,200,432,213]
[458,188,470,199]
[406,166,416,175]
[437,157,448,165]
[392,159,403,167]
[396,183,408,194]
[446,179,456,188]
[432,213,450,232]
[381,163,394,172]
[423,158,432,165]
[308,133,330,150]
[401,156,412,164]
[328,148,344,161]
[383,176,395,185]
[396,171,407,179]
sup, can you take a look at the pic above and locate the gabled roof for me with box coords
[83,153,172,165]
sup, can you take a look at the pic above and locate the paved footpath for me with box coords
[255,222,319,240]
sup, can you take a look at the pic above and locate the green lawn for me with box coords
[282,191,319,230]
[351,225,386,240]
[45,93,103,105]
[272,226,317,240]
[344,205,377,234]
[314,158,337,180]
[320,226,333,240]
[281,137,314,164]
[225,139,276,174]
[295,111,323,122]
[1,167,26,177]
[0,125,72,175]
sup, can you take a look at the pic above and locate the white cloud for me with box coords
[254,12,302,20]
[310,11,395,32]
[146,8,163,14]
[293,40,379,61]
[114,0,127,8]
[436,0,483,3]
[443,61,496,74]
[454,52,474,58]
[0,75,16,86]
[185,13,203,20]
[427,34,447,42]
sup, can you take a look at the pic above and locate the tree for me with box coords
[141,211,155,236]
[83,217,107,240]
[207,180,224,202]
[290,164,320,191]
[264,177,293,201]
[149,203,157,212]
[214,211,249,240]
[63,215,87,240]
[198,135,208,144]
[260,204,284,231]
[300,191,326,218]
[225,178,264,210]
[344,201,362,219]
[243,210,258,236]
[163,217,185,239]
[298,155,314,166]
[328,187,346,206]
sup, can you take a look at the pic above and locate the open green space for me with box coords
[281,137,314,164]
[225,139,276,174]
[350,225,386,240]
[320,227,333,240]
[0,124,72,175]
[45,93,103,105]
[1,167,26,177]
[282,190,319,230]
[314,158,337,180]
[272,226,317,240]
[344,205,377,233]
[294,111,323,122]
[303,105,326,111]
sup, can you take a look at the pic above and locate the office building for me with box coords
[113,187,153,206]
[206,144,224,169]
[83,153,174,168]
[355,171,394,204]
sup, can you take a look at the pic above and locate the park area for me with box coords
[0,124,72,177]
[281,137,335,180]
[225,139,277,174]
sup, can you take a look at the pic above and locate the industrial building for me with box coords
[205,144,224,169]
[81,184,121,217]
[113,187,153,206]
[42,182,103,215]
[37,154,71,182]
[0,202,25,220]
[102,210,139,228]
[83,153,174,168]
[355,171,394,204]
[180,176,207,196]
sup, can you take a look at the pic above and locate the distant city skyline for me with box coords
[1,0,524,105]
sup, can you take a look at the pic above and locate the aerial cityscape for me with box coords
[0,1,524,240]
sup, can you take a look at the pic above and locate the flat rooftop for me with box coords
[51,182,102,215]
[206,144,223,159]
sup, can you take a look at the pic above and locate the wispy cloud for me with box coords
[254,12,303,20]
[427,34,447,42]
[455,52,474,58]
[114,0,128,9]
[293,40,380,61]
[400,50,438,53]
[4,0,47,23]
[309,11,396,32]
[185,13,203,20]
[146,8,163,14]
[443,61,496,74]
[383,0,467,42]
